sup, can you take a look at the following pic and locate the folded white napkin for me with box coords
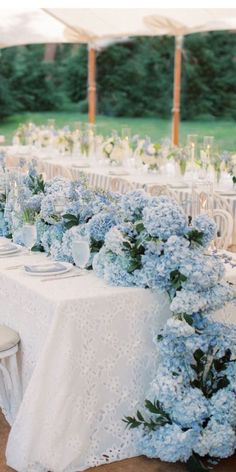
[24,262,66,274]
[0,242,17,253]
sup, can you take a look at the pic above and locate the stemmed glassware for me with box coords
[72,238,90,271]
[200,136,214,177]
[187,134,198,179]
[22,224,37,252]
[53,194,68,218]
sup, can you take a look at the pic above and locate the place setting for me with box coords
[0,241,21,258]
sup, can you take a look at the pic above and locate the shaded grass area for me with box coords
[0,111,235,150]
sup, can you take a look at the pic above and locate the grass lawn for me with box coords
[0,111,235,151]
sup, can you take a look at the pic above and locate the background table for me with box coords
[0,249,171,472]
[5,148,236,246]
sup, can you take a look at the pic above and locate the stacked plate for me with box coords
[24,261,72,277]
[0,242,21,257]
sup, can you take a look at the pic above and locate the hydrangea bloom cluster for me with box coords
[125,314,236,469]
[143,196,188,239]
[3,161,45,242]
[93,191,234,314]
[34,174,118,262]
[91,190,235,470]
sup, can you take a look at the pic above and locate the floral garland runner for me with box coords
[0,158,235,471]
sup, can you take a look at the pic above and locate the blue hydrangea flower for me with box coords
[191,214,217,247]
[138,424,198,462]
[119,190,149,221]
[209,389,236,427]
[143,199,188,240]
[86,211,117,242]
[194,419,236,458]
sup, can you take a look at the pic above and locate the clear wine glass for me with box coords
[72,239,90,271]
[53,194,67,218]
[22,224,37,252]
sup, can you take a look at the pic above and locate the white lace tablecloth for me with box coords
[5,148,236,245]
[0,248,171,472]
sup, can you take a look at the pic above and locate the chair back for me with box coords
[212,208,233,250]
[110,177,134,194]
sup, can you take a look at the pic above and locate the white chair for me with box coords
[144,183,169,197]
[0,325,21,425]
[212,209,234,250]
[144,183,181,203]
[53,165,73,181]
[213,192,232,214]
[109,177,134,194]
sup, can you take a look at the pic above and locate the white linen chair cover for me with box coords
[0,325,21,425]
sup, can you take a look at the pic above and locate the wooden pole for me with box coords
[88,46,96,124]
[44,44,57,62]
[172,36,183,146]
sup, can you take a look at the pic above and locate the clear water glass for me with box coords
[72,239,90,269]
[22,224,37,251]
[53,194,67,216]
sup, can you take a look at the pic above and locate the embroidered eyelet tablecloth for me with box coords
[0,249,171,472]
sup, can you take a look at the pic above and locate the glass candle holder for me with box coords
[191,179,214,219]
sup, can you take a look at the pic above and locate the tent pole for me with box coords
[172,35,183,146]
[88,45,96,124]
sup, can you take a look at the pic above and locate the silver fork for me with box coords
[5,264,24,270]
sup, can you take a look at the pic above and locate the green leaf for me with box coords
[215,376,229,392]
[90,238,103,253]
[123,241,131,249]
[187,453,209,472]
[127,259,142,273]
[190,364,199,374]
[170,270,187,290]
[145,399,160,414]
[64,221,78,230]
[186,229,204,247]
[144,399,169,420]
[31,243,45,253]
[135,222,145,233]
[63,213,80,229]
[122,416,142,429]
[136,410,145,422]
[194,349,205,362]
[182,314,194,326]
[213,359,227,372]
[221,349,232,363]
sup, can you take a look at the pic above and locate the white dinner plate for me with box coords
[0,243,21,256]
[24,261,72,277]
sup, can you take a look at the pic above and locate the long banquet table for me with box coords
[4,148,236,246]
[0,247,172,472]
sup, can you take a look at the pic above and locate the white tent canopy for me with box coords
[0,8,236,144]
[0,8,236,48]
